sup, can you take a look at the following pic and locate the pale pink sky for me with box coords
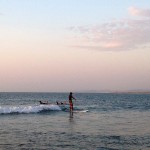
[0,1,150,92]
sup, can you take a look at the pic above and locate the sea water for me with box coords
[0,92,150,150]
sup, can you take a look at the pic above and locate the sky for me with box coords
[0,0,150,92]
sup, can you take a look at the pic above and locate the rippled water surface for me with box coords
[0,93,150,150]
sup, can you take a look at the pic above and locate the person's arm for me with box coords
[72,96,76,100]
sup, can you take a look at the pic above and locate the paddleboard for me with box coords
[73,109,89,113]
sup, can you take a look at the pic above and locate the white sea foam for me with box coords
[0,104,61,114]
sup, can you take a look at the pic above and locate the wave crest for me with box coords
[0,104,61,114]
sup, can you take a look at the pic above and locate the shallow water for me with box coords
[0,93,150,150]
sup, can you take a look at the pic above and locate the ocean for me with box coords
[0,92,150,150]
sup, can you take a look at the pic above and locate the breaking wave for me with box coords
[0,104,61,114]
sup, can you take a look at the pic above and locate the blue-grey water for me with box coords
[0,92,150,150]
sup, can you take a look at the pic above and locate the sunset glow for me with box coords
[0,0,150,92]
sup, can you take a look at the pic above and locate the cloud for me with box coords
[68,7,150,51]
[129,6,150,17]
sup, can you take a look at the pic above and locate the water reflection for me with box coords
[69,111,73,122]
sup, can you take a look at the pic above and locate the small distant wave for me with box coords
[0,104,61,114]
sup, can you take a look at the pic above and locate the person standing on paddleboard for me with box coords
[69,92,76,111]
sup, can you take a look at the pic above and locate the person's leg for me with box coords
[71,103,73,111]
[69,103,71,111]
[70,103,73,111]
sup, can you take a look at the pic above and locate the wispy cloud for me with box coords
[128,6,150,17]
[68,7,150,51]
